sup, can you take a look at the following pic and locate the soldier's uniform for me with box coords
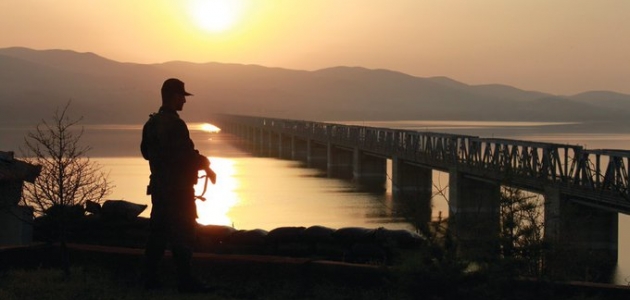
[141,106,209,286]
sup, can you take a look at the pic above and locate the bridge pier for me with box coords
[240,125,253,152]
[229,124,249,151]
[352,149,387,191]
[292,137,308,162]
[449,170,501,260]
[392,157,432,229]
[246,126,256,153]
[307,140,328,170]
[544,187,618,281]
[267,130,279,157]
[277,133,293,159]
[255,128,266,156]
[327,144,354,179]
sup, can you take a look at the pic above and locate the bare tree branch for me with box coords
[20,101,113,215]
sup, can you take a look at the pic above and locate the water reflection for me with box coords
[194,157,237,226]
[191,122,221,133]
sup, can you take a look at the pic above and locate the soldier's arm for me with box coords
[166,119,199,163]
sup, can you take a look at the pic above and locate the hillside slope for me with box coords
[1,47,629,125]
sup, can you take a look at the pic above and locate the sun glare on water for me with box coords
[189,0,244,33]
[195,157,238,226]
[200,123,221,133]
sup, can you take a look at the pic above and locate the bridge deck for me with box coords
[213,114,630,214]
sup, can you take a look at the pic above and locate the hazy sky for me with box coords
[2,0,630,95]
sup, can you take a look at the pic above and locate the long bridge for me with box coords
[211,114,628,270]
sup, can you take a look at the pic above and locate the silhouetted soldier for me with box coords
[141,78,216,293]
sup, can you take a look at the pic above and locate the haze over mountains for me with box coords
[1,47,630,126]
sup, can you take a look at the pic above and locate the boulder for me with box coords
[197,224,237,241]
[43,204,85,220]
[267,226,306,243]
[302,225,335,243]
[228,229,268,246]
[85,200,102,215]
[100,200,147,221]
[195,224,237,251]
[333,227,378,244]
[374,228,425,249]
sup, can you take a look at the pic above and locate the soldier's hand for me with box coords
[205,167,217,184]
[200,155,211,169]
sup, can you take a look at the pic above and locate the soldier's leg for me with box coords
[144,207,169,287]
[171,214,196,282]
[145,225,167,275]
[171,198,211,293]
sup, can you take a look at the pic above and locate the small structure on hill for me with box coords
[0,151,41,246]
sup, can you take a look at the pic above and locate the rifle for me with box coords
[195,167,216,201]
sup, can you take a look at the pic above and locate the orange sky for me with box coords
[1,0,629,95]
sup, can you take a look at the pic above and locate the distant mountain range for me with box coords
[1,47,629,125]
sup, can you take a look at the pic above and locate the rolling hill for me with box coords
[1,47,629,126]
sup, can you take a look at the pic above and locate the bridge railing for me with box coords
[214,114,630,207]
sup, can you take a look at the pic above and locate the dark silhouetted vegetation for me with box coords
[20,102,113,275]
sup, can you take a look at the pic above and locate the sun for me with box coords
[189,0,243,33]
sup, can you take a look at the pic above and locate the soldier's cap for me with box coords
[161,78,193,96]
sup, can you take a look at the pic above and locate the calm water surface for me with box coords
[102,156,408,231]
[3,120,630,284]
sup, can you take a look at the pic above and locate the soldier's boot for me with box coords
[142,252,164,290]
[174,248,213,293]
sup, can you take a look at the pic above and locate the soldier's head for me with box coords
[161,78,193,111]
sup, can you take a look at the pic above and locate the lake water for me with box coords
[2,120,630,285]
